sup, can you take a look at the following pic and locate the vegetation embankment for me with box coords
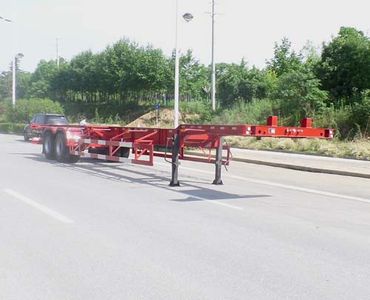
[0,26,369,158]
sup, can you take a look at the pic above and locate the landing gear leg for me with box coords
[169,133,180,187]
[213,137,223,185]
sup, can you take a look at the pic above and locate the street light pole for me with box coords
[211,0,216,111]
[173,2,193,128]
[174,0,180,128]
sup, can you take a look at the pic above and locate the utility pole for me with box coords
[12,58,16,107]
[211,0,216,111]
[12,55,17,107]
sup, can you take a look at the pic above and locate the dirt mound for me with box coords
[126,108,200,128]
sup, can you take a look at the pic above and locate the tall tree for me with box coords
[266,38,302,76]
[28,60,59,98]
[316,27,370,103]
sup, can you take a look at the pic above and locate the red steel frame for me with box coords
[34,116,334,185]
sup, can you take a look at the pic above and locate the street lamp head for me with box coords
[182,13,194,22]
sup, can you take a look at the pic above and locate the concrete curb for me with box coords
[186,151,370,179]
[231,156,370,179]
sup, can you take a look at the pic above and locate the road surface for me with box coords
[1,134,370,299]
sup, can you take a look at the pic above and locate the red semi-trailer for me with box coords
[31,116,334,185]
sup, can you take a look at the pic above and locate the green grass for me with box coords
[224,137,370,160]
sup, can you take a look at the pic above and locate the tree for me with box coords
[266,38,303,76]
[316,27,370,103]
[216,60,277,107]
[216,61,251,107]
[177,50,209,100]
[0,71,12,100]
[28,60,60,98]
[273,66,328,124]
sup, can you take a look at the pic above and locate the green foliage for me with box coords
[0,122,24,134]
[0,101,9,122]
[212,98,277,124]
[28,60,60,98]
[266,38,303,76]
[273,68,328,125]
[178,50,209,100]
[351,90,370,137]
[179,100,213,123]
[0,71,11,100]
[0,70,31,101]
[314,105,353,138]
[216,61,277,107]
[6,98,64,123]
[1,28,369,141]
[317,27,370,103]
[314,90,370,138]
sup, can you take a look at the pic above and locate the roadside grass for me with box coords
[0,123,24,135]
[224,137,370,160]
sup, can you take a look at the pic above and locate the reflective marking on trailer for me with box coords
[118,142,133,148]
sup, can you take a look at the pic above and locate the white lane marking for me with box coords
[230,175,370,204]
[3,189,74,224]
[204,200,244,210]
[156,163,370,204]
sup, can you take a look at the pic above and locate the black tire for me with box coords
[55,132,80,163]
[24,126,31,141]
[43,132,55,160]
[24,131,30,141]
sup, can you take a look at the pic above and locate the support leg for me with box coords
[213,137,223,185]
[169,133,180,186]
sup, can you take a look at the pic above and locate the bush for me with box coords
[314,105,353,139]
[351,92,370,137]
[273,69,328,125]
[0,123,24,134]
[212,98,277,124]
[0,101,10,122]
[7,98,64,123]
[179,100,213,123]
[314,92,370,139]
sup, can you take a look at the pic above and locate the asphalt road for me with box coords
[1,133,370,300]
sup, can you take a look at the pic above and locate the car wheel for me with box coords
[23,126,31,141]
[24,130,30,141]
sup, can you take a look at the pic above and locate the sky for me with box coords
[0,0,369,72]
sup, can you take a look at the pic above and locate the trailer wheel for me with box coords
[43,131,55,160]
[55,132,80,163]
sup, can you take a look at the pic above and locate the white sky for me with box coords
[1,0,369,72]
